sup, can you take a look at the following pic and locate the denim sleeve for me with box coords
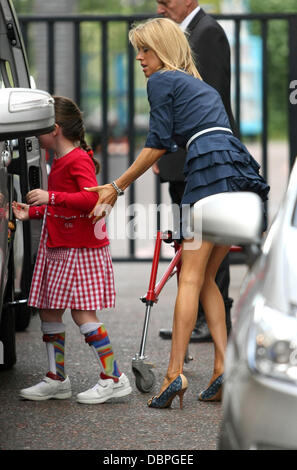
[144,73,175,151]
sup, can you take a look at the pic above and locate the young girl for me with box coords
[13,96,132,404]
[86,18,269,409]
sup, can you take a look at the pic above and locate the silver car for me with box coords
[193,160,297,450]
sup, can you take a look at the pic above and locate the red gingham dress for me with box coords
[28,215,115,311]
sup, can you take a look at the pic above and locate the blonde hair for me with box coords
[129,17,202,80]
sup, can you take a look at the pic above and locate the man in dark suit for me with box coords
[155,0,237,342]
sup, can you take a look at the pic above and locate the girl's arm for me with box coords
[12,201,46,220]
[48,190,99,212]
[12,202,30,221]
[87,147,166,221]
[26,157,99,212]
[26,188,99,213]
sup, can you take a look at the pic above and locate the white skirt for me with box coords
[28,219,115,311]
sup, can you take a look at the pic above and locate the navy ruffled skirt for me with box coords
[180,132,270,235]
[182,132,269,204]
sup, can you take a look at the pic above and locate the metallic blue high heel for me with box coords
[147,374,188,409]
[198,373,224,402]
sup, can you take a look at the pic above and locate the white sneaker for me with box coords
[20,374,72,401]
[76,373,132,404]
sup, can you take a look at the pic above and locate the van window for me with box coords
[0,60,15,87]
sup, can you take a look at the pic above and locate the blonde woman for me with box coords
[87,18,269,409]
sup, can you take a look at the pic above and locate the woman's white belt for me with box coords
[186,127,233,151]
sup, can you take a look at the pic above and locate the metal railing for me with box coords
[19,13,297,262]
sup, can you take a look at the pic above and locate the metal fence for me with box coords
[19,13,297,262]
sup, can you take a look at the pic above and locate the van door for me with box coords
[0,0,48,368]
[1,0,47,301]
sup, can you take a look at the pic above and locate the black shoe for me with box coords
[159,328,173,340]
[159,322,231,342]
[192,321,232,342]
[190,323,212,343]
[159,323,212,342]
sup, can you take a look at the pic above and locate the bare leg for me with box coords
[71,309,98,326]
[199,245,230,385]
[159,239,214,393]
[39,308,65,323]
[39,309,100,326]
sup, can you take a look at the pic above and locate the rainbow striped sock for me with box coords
[42,324,66,381]
[84,324,121,380]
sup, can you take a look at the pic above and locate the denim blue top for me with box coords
[144,69,231,152]
[144,69,269,211]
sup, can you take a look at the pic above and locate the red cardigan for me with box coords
[29,147,109,248]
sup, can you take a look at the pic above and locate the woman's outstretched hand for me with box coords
[85,149,166,223]
[85,184,118,223]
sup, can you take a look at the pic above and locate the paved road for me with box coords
[1,139,285,452]
[0,262,246,451]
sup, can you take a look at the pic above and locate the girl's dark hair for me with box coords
[53,95,100,174]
